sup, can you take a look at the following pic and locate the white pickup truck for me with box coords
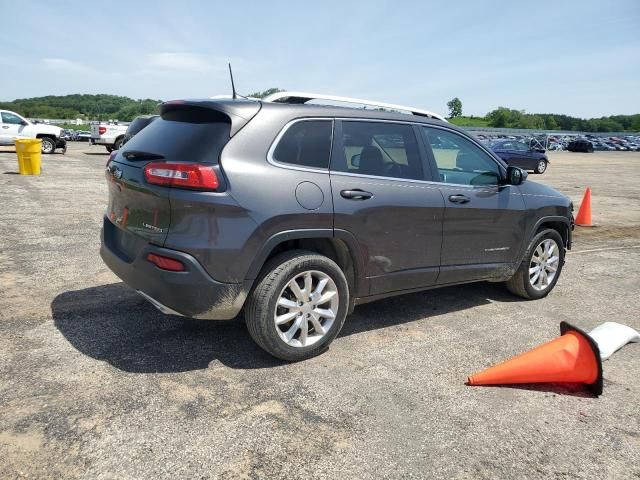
[0,109,67,153]
[90,122,128,152]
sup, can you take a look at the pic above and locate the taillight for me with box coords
[99,126,107,135]
[146,253,185,272]
[143,162,219,190]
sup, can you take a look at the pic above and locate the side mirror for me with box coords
[506,166,527,185]
[21,120,28,126]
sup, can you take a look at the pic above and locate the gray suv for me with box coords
[101,97,573,361]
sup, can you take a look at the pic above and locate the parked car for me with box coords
[0,109,66,153]
[567,139,594,153]
[61,129,75,141]
[101,93,573,361]
[90,122,128,152]
[121,115,159,147]
[490,140,549,174]
[75,131,92,142]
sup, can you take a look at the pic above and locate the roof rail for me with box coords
[261,91,447,122]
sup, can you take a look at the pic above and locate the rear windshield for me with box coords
[126,116,157,136]
[121,107,231,164]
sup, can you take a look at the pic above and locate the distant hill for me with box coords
[450,109,640,132]
[448,116,490,128]
[1,93,639,132]
[0,94,162,122]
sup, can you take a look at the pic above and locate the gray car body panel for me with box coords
[101,99,572,319]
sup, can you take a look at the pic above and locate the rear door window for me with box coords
[332,121,424,180]
[271,120,333,169]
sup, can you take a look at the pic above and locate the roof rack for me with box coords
[262,91,447,122]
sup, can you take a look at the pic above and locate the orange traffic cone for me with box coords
[575,187,593,226]
[467,322,603,395]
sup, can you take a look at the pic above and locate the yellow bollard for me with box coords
[15,139,43,175]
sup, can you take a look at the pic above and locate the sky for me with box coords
[1,0,639,118]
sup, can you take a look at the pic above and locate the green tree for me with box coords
[486,107,512,127]
[544,115,558,130]
[446,97,462,118]
[247,88,284,99]
[0,94,161,121]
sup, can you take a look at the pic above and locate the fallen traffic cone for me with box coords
[467,322,603,395]
[589,322,640,360]
[575,187,593,226]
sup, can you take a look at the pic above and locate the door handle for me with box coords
[340,189,373,200]
[448,194,470,204]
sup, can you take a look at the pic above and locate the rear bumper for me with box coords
[100,216,249,320]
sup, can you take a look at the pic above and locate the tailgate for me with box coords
[103,104,235,254]
[106,159,171,253]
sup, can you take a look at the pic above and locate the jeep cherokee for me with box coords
[101,95,573,361]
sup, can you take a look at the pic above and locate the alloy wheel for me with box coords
[41,140,54,153]
[529,238,560,291]
[537,160,547,173]
[274,270,339,348]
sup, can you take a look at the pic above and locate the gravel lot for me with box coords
[1,143,639,479]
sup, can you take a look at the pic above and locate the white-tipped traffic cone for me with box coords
[589,322,640,360]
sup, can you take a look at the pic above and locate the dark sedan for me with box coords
[567,139,594,153]
[491,140,549,174]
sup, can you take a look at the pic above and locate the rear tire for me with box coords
[535,159,547,174]
[40,137,55,154]
[114,136,124,150]
[106,146,113,153]
[245,250,349,361]
[505,229,565,300]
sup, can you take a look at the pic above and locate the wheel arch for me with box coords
[246,229,366,299]
[36,133,57,141]
[533,216,572,250]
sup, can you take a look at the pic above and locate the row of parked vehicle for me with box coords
[565,135,640,152]
[61,129,91,141]
[475,133,640,153]
[544,134,640,152]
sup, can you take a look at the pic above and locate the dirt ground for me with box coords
[1,143,638,479]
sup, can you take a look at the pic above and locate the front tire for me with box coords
[40,137,55,154]
[245,251,349,361]
[505,229,565,300]
[535,159,547,174]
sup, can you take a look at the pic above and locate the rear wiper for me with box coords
[122,150,165,161]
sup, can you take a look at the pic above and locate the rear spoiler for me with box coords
[161,99,261,136]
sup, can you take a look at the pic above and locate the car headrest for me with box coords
[359,146,384,175]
